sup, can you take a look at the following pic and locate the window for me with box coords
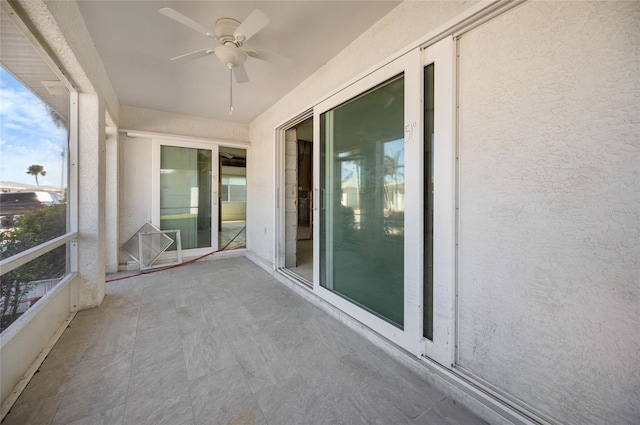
[221,175,246,202]
[0,7,76,333]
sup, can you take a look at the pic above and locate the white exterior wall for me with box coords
[249,0,475,266]
[456,2,639,424]
[105,128,119,273]
[77,93,106,309]
[118,134,153,265]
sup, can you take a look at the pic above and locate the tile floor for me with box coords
[3,257,487,425]
[219,220,246,251]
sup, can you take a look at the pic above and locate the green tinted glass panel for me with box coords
[320,74,405,328]
[424,64,434,340]
[160,146,212,249]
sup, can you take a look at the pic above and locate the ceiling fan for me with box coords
[159,7,270,113]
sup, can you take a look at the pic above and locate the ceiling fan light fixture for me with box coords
[214,43,247,68]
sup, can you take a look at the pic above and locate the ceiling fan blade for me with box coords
[233,64,249,83]
[159,8,215,38]
[170,48,213,62]
[234,9,270,42]
[247,48,291,67]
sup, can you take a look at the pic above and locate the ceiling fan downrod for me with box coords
[229,66,234,115]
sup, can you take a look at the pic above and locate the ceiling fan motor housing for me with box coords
[215,17,241,44]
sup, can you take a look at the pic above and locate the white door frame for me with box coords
[274,110,314,273]
[421,36,456,366]
[151,139,219,258]
[308,37,456,362]
[313,48,425,356]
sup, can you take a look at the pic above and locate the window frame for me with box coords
[151,138,219,258]
[0,2,79,334]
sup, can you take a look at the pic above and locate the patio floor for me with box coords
[3,256,487,425]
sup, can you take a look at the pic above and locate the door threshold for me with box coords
[276,267,313,289]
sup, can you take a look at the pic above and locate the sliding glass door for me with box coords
[314,49,422,354]
[313,39,455,362]
[153,141,219,256]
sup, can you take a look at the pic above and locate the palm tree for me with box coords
[26,164,46,186]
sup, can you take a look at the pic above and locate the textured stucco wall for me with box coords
[105,132,119,273]
[457,2,640,424]
[248,0,474,264]
[77,93,106,309]
[118,134,152,265]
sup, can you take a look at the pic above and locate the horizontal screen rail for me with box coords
[0,232,78,276]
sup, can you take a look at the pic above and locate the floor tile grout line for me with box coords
[411,394,448,422]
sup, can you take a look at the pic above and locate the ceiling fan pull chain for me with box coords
[229,67,233,114]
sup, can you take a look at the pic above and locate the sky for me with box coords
[0,67,68,189]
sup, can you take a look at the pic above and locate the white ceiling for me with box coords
[76,1,402,123]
